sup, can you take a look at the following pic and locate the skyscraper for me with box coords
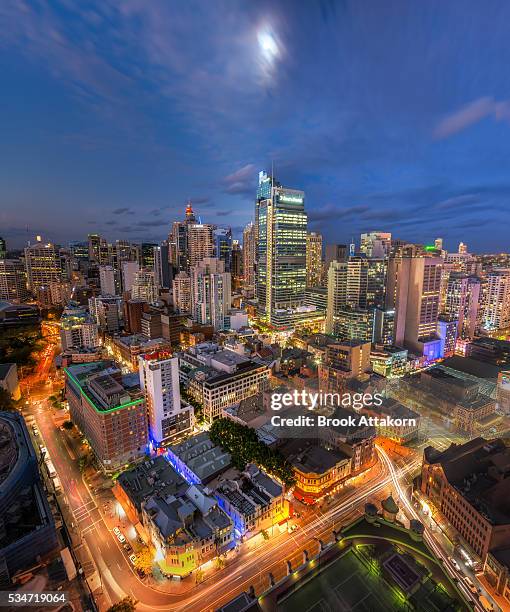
[141,243,158,269]
[87,233,109,264]
[190,257,231,330]
[306,232,323,287]
[24,240,67,292]
[386,255,443,358]
[121,261,139,293]
[242,222,256,293]
[99,265,116,296]
[131,270,158,304]
[214,228,233,272]
[256,173,307,325]
[484,269,510,331]
[187,223,216,269]
[172,272,192,314]
[0,259,30,302]
[138,352,193,445]
[0,237,6,259]
[443,273,481,339]
[231,240,243,290]
[153,242,172,289]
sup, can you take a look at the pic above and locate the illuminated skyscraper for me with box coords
[484,269,510,331]
[24,240,67,292]
[0,259,30,302]
[172,272,191,313]
[0,237,6,259]
[187,223,216,269]
[256,173,307,324]
[242,222,256,293]
[214,227,233,272]
[386,255,443,358]
[190,257,231,330]
[306,232,323,287]
[153,242,172,289]
[139,352,193,445]
[443,272,481,339]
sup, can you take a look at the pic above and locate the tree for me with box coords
[134,546,154,576]
[62,420,74,430]
[107,596,137,612]
[195,568,205,584]
[0,388,16,412]
[215,556,225,570]
[209,418,296,487]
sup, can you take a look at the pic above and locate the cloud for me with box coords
[223,164,256,195]
[215,210,233,217]
[112,207,131,214]
[104,220,117,225]
[308,204,369,223]
[433,97,510,139]
[137,220,162,227]
[435,194,480,210]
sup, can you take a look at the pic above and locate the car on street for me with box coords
[113,527,126,544]
[464,576,479,595]
[129,554,137,565]
[448,557,461,571]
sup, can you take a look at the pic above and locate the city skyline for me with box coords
[2,1,510,251]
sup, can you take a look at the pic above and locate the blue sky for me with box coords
[1,0,510,252]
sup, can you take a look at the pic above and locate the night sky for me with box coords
[1,1,510,252]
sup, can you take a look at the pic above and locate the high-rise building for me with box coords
[386,255,443,358]
[153,242,172,289]
[0,237,6,259]
[141,243,158,269]
[256,174,307,324]
[131,270,158,304]
[306,232,323,287]
[0,259,30,302]
[190,258,231,330]
[139,352,193,445]
[484,269,510,332]
[24,240,66,292]
[99,265,116,296]
[458,241,468,254]
[214,228,232,272]
[242,222,256,292]
[437,316,458,358]
[59,303,99,350]
[88,233,109,264]
[360,232,391,258]
[89,295,123,334]
[434,237,443,251]
[65,361,148,472]
[121,260,139,293]
[187,223,216,269]
[172,272,192,314]
[231,240,243,290]
[443,273,481,339]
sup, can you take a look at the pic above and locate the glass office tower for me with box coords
[256,173,307,324]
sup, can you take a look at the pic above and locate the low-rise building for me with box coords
[179,343,270,423]
[165,432,231,485]
[214,464,289,538]
[420,438,510,562]
[370,346,408,378]
[108,334,172,370]
[64,361,148,472]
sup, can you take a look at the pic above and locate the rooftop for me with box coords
[116,456,188,512]
[424,437,510,525]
